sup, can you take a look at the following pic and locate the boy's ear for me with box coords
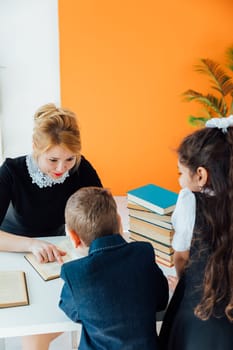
[117,214,123,235]
[68,229,81,248]
[196,166,208,187]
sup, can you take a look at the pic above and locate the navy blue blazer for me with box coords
[59,234,168,350]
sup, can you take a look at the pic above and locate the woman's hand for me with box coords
[30,239,66,264]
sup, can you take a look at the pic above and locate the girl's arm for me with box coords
[174,249,189,278]
[171,188,195,278]
[167,249,189,292]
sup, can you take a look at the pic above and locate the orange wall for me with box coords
[58,0,233,195]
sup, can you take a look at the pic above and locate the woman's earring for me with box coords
[200,186,203,193]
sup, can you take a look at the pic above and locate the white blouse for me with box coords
[171,188,196,252]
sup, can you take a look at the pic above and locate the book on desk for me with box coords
[127,183,178,215]
[127,184,178,267]
[24,238,88,281]
[0,270,29,308]
[24,253,68,281]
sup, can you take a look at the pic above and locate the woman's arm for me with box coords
[0,230,66,263]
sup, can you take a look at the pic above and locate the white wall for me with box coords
[0,0,60,160]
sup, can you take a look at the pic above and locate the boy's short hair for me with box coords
[65,187,119,245]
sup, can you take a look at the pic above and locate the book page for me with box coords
[24,238,88,281]
[0,271,29,308]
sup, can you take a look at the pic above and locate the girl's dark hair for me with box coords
[178,127,233,322]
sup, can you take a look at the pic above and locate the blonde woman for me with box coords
[0,104,102,349]
[0,103,102,263]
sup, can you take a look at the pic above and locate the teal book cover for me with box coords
[127,184,178,215]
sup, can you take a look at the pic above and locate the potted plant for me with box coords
[183,45,233,126]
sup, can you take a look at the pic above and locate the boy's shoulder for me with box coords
[62,254,89,270]
[61,240,155,272]
[129,239,154,250]
[128,240,155,258]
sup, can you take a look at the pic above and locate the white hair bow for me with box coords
[205,115,233,133]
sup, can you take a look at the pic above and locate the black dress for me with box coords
[0,155,102,237]
[159,195,233,350]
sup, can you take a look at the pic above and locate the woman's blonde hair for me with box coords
[32,103,81,160]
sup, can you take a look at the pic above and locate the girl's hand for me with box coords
[30,239,66,264]
[167,275,179,292]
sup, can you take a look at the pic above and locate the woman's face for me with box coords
[37,145,77,179]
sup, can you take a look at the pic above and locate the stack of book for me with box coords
[127,184,178,267]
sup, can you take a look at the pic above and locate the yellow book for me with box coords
[129,208,172,229]
[24,238,84,281]
[129,216,174,245]
[0,271,29,308]
[129,232,174,254]
[155,249,174,262]
[128,202,172,222]
[156,256,174,267]
[128,201,153,212]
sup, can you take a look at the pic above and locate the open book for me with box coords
[24,238,88,281]
[0,271,29,308]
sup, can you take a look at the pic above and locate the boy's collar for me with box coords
[89,234,126,254]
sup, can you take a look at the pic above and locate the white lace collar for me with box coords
[26,154,69,188]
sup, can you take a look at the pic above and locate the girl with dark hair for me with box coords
[160,116,233,350]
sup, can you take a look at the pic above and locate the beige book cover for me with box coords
[129,208,173,229]
[129,216,174,245]
[24,238,87,281]
[0,270,29,308]
[129,232,174,254]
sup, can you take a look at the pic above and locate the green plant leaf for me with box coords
[229,100,233,114]
[183,45,233,126]
[226,46,233,71]
[188,115,209,127]
[195,58,233,96]
[183,90,227,117]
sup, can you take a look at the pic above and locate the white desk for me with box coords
[0,197,128,341]
[0,196,175,345]
[0,238,80,338]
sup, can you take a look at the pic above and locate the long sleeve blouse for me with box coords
[0,155,102,237]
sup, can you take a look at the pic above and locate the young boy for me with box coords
[59,187,168,350]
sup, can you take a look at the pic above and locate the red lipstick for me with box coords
[54,172,63,177]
